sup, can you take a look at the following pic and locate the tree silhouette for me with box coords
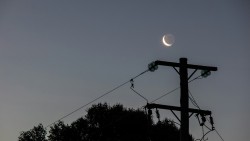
[19,103,194,141]
[18,124,47,141]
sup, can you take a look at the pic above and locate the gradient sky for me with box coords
[0,0,249,141]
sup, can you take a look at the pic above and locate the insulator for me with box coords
[210,116,214,125]
[196,114,202,126]
[201,70,211,78]
[199,114,206,126]
[201,116,206,123]
[130,79,134,88]
[148,109,152,116]
[156,109,160,119]
[148,62,158,72]
[210,116,215,130]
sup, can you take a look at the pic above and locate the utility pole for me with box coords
[147,58,217,141]
[180,58,189,141]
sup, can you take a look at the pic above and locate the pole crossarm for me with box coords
[146,103,211,116]
[151,60,218,71]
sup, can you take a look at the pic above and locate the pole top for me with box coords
[180,58,187,61]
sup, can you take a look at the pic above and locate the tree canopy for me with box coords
[19,103,193,141]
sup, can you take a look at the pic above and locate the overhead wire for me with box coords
[129,70,203,104]
[195,129,213,141]
[130,87,149,103]
[189,90,200,109]
[100,82,182,132]
[46,69,149,128]
[120,70,225,141]
[189,89,213,141]
[150,87,180,103]
[204,116,225,141]
[130,79,149,103]
[204,123,212,131]
[139,71,224,141]
[45,66,225,141]
[101,69,211,136]
[143,73,205,129]
[150,74,203,103]
[189,96,199,109]
[214,129,225,141]
[189,88,225,141]
[128,73,204,127]
[201,122,225,141]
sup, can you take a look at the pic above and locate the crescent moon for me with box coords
[162,35,172,47]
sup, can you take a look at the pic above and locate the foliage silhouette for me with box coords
[19,103,194,141]
[19,124,47,141]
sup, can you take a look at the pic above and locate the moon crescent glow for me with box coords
[162,34,175,47]
[162,35,171,47]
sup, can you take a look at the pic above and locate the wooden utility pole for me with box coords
[179,58,189,141]
[147,58,217,141]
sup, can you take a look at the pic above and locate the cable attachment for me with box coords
[156,108,160,122]
[130,79,134,88]
[196,114,206,126]
[148,61,158,72]
[201,114,206,126]
[201,70,211,78]
[209,115,215,130]
[196,114,202,126]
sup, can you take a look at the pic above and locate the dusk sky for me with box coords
[0,0,249,141]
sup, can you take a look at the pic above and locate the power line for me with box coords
[46,69,149,128]
[150,74,203,103]
[150,87,180,103]
[189,90,200,109]
[127,72,203,108]
[189,89,225,141]
[45,60,223,141]
[189,96,199,109]
[195,129,213,141]
[129,78,149,103]
[202,123,225,141]
[215,129,225,141]
[145,72,224,141]
[130,87,149,103]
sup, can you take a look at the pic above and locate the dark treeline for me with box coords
[19,103,193,141]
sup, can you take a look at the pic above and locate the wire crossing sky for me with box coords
[46,69,149,128]
[0,1,249,141]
